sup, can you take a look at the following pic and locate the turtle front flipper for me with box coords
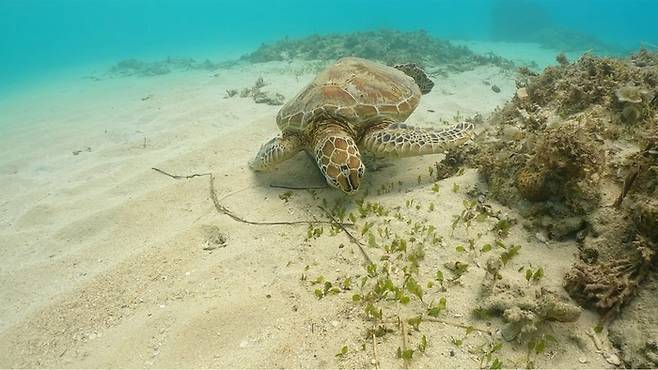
[249,134,303,171]
[361,121,474,158]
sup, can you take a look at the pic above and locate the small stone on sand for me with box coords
[517,87,529,99]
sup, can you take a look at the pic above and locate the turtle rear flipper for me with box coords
[394,63,434,94]
[361,121,473,158]
[249,134,303,170]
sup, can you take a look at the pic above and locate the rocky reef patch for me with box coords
[469,49,658,367]
[241,29,514,72]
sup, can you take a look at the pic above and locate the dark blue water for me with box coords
[1,0,657,94]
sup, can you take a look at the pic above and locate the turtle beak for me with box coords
[336,164,363,193]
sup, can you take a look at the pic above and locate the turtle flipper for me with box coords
[249,134,303,170]
[361,121,474,158]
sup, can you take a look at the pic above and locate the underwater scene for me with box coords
[1,0,657,368]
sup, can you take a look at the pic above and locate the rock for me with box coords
[201,225,228,250]
[544,216,586,240]
[516,87,529,100]
[253,91,286,106]
[535,231,548,243]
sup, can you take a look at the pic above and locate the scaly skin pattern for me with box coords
[248,134,302,171]
[311,124,364,193]
[360,121,474,157]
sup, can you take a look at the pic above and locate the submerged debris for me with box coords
[231,77,285,106]
[253,91,285,106]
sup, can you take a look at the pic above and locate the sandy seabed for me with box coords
[0,45,614,368]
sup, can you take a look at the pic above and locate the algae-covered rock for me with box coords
[475,50,658,233]
[515,50,658,131]
[515,121,603,212]
[616,84,645,104]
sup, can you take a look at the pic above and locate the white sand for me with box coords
[0,55,611,368]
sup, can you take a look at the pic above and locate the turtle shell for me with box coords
[276,57,421,135]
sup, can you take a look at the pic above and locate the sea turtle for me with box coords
[249,57,473,193]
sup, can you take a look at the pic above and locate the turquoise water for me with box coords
[1,0,657,94]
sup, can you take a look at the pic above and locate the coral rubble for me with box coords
[564,233,655,312]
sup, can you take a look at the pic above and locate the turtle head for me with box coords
[313,125,364,193]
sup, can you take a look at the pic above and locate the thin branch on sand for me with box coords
[318,205,373,265]
[383,318,492,336]
[613,165,639,208]
[422,317,493,335]
[152,167,343,226]
[152,167,211,179]
[372,332,380,370]
[401,320,409,370]
[269,184,327,190]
